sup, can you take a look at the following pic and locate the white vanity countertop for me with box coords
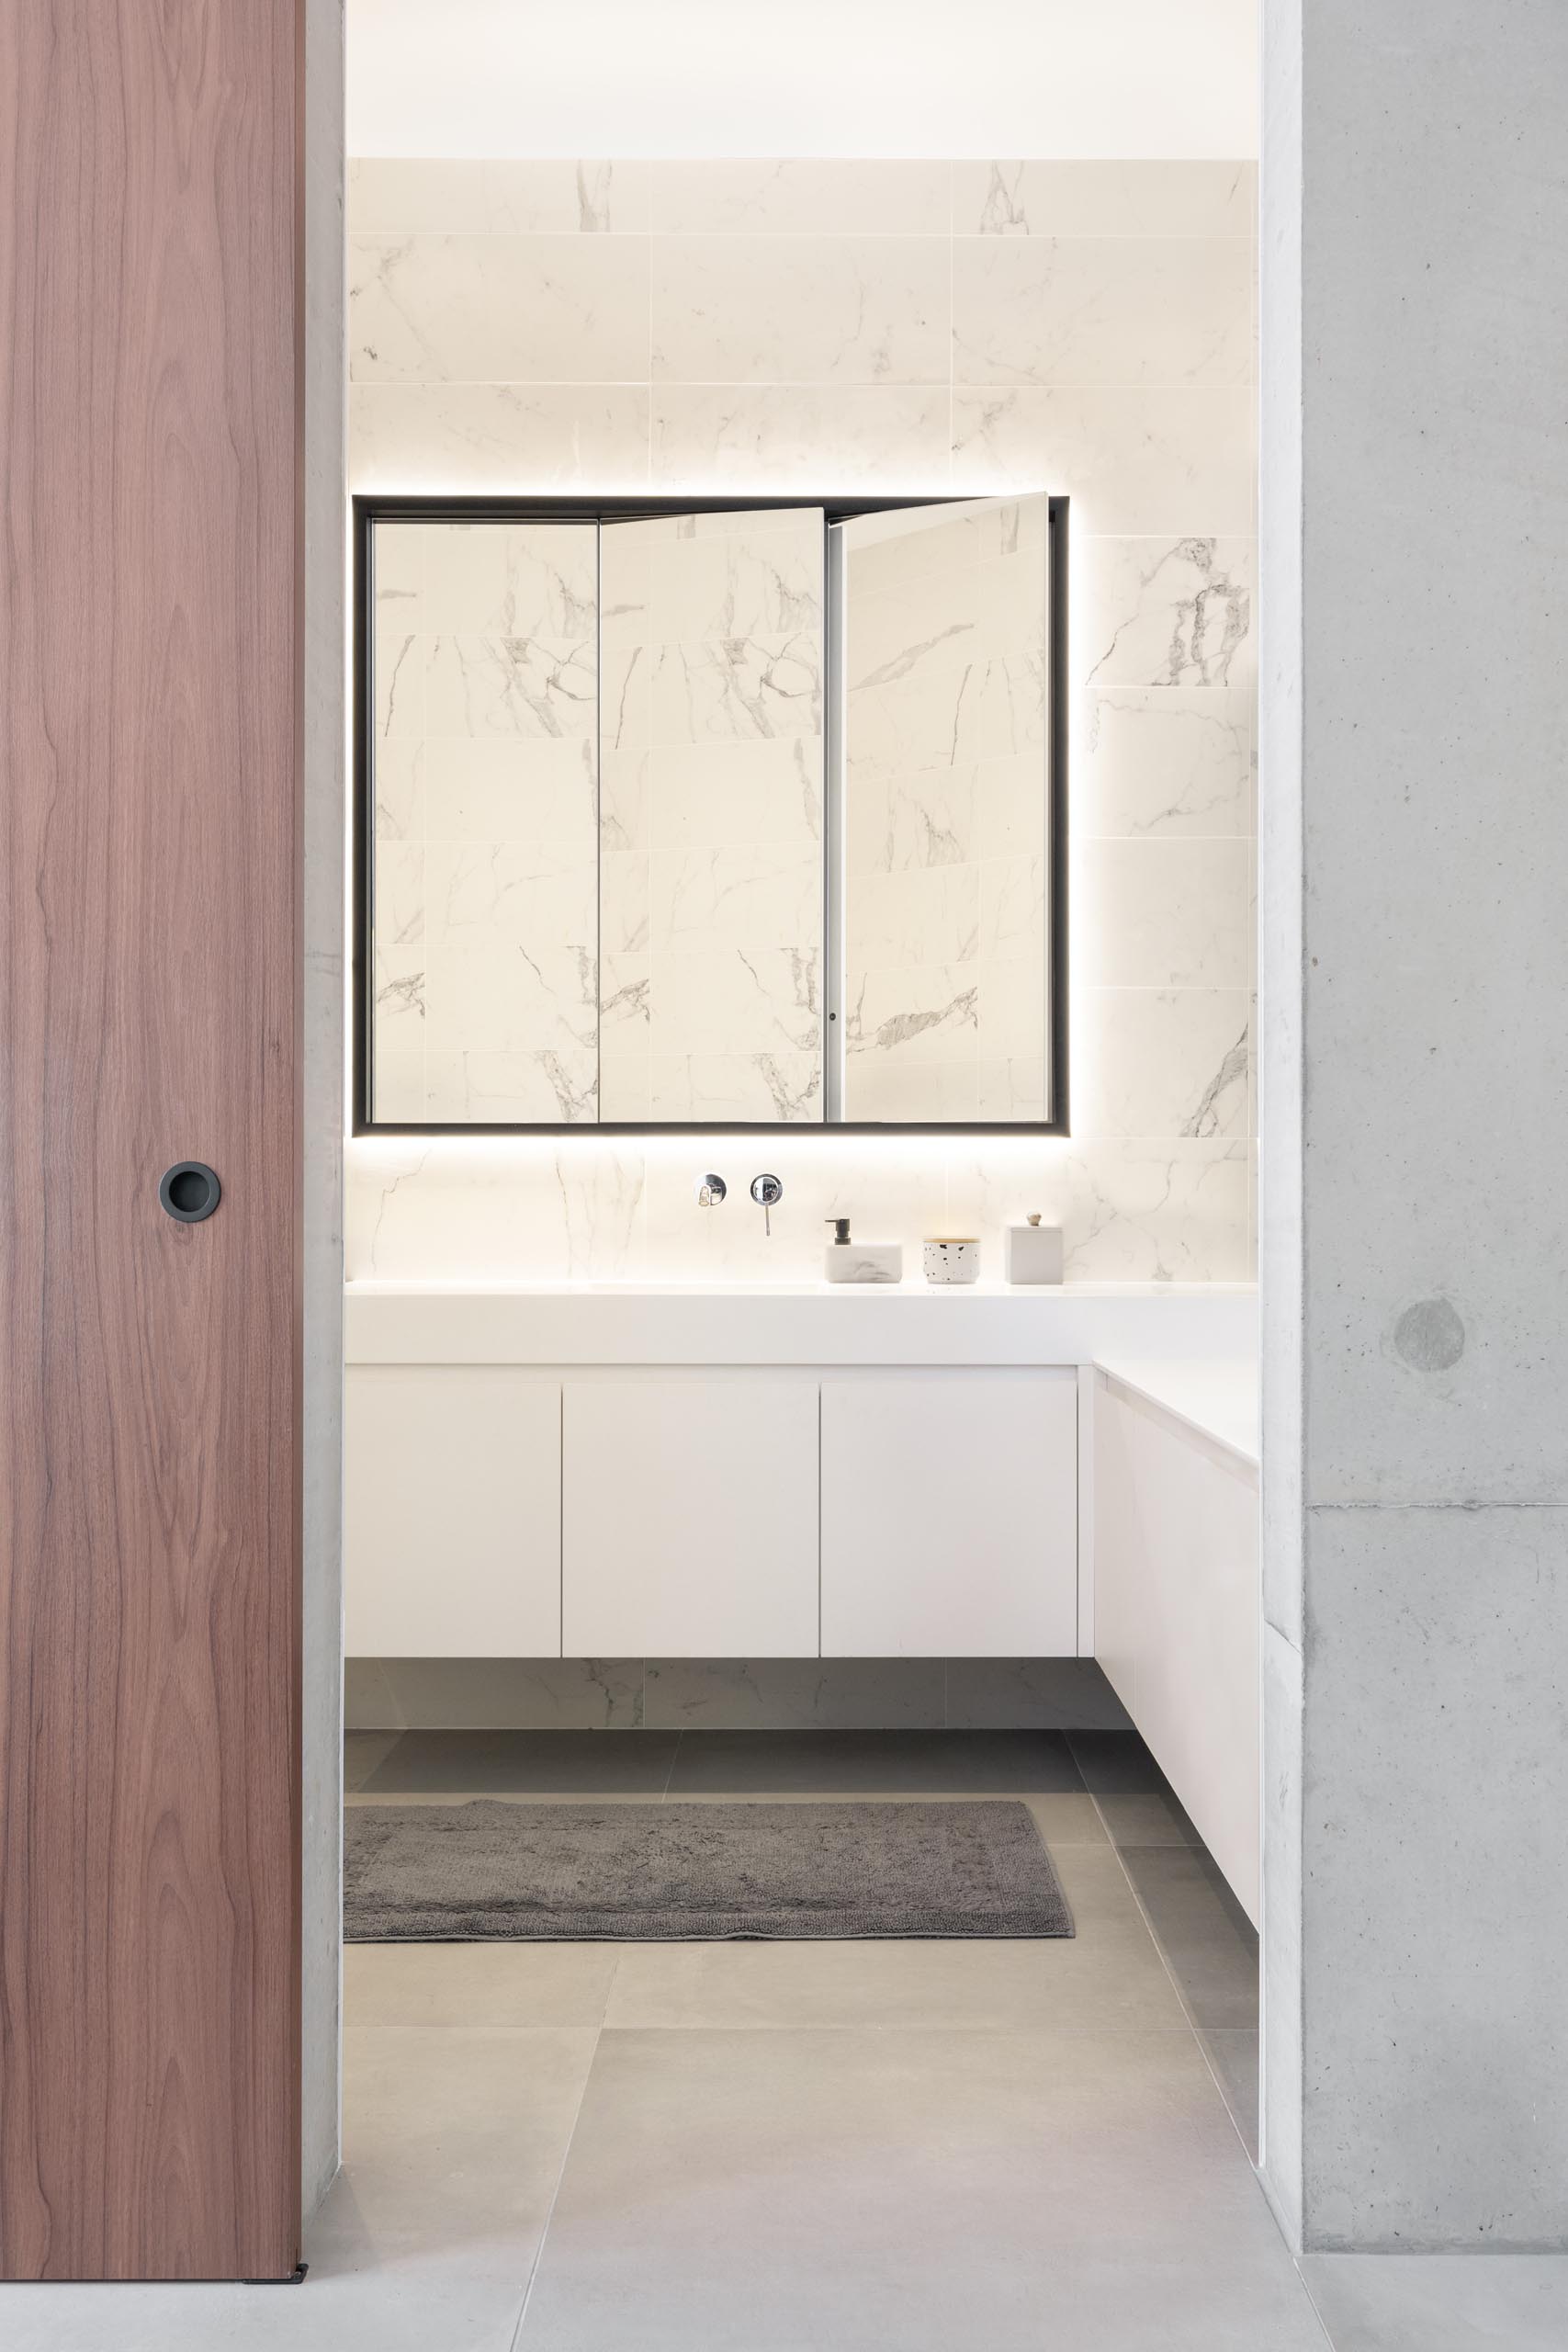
[344,1279,1258,1371]
[1094,1355,1259,1467]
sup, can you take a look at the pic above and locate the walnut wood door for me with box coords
[0,0,305,2280]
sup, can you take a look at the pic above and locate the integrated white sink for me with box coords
[344,1277,1258,1371]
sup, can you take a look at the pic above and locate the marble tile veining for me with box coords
[952,384,1255,536]
[1076,687,1253,839]
[653,384,953,491]
[1074,837,1252,991]
[649,159,951,238]
[1080,537,1257,693]
[349,157,650,236]
[651,235,949,386]
[952,160,1257,241]
[352,382,654,492]
[953,236,1254,389]
[349,232,650,384]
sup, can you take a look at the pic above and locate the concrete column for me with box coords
[1260,0,1568,2250]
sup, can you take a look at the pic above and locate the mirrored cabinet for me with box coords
[356,493,1066,1130]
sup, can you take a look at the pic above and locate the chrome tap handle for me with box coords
[750,1173,782,1237]
[695,1173,728,1207]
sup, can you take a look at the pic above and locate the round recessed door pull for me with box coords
[160,1161,221,1224]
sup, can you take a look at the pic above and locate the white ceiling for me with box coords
[347,0,1258,161]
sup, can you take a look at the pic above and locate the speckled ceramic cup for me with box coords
[923,1238,980,1284]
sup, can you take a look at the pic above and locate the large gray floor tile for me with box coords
[0,2026,599,2352]
[359,1729,679,1796]
[1301,2253,1568,2350]
[0,2273,528,2352]
[1021,1791,1108,1843]
[665,1727,1085,1794]
[345,1942,620,2029]
[1118,1843,1259,2029]
[1200,2026,1259,2160]
[604,1843,1185,2030]
[518,2025,1325,2351]
[321,2025,595,2272]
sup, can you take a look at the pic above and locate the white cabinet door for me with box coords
[1093,1377,1260,1925]
[820,1374,1077,1657]
[1091,1379,1147,1717]
[345,1367,561,1657]
[562,1381,819,1657]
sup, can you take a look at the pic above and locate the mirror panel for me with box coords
[599,508,827,1123]
[369,517,600,1124]
[838,495,1052,1124]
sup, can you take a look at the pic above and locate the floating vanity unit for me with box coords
[346,1286,1243,1638]
[344,1277,1260,1914]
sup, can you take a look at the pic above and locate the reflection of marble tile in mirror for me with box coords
[368,516,600,1124]
[840,495,1052,1125]
[599,508,827,1125]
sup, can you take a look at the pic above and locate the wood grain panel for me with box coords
[0,1,305,2279]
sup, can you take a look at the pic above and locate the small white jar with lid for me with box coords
[923,1237,980,1285]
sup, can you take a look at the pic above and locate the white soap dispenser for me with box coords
[823,1216,903,1284]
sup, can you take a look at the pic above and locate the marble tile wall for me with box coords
[345,1655,1133,1734]
[348,155,1257,1281]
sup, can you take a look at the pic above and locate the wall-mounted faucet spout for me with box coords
[750,1173,783,1237]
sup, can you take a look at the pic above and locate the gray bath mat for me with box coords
[344,1800,1073,1942]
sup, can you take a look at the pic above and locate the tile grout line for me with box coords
[508,2018,604,2352]
[1292,2262,1346,2351]
[1064,1735,1260,2177]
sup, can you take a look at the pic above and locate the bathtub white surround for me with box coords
[1093,1356,1259,1921]
[344,153,1257,1283]
[1093,1353,1258,1463]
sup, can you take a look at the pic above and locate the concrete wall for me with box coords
[1261,0,1568,2252]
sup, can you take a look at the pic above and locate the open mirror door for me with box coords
[833,494,1055,1125]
